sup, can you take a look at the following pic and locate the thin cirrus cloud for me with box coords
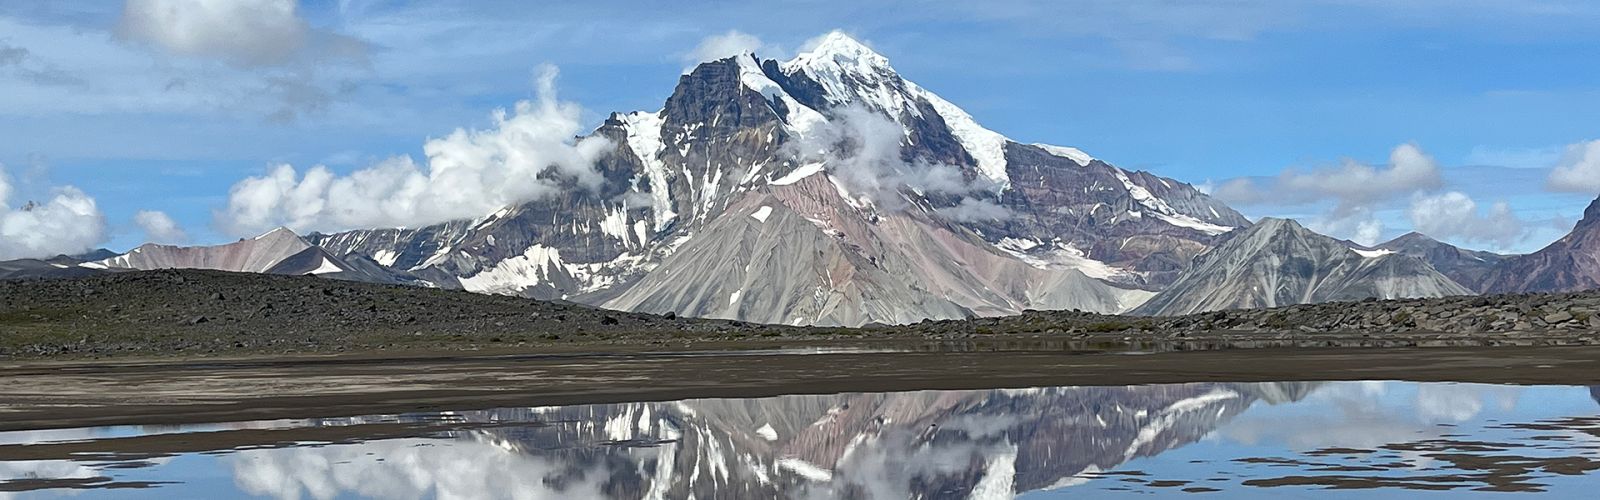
[214,65,612,237]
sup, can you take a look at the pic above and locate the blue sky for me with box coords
[2,0,1599,256]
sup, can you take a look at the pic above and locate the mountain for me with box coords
[1134,218,1473,316]
[0,249,119,280]
[1479,196,1600,294]
[85,227,317,274]
[311,32,1246,325]
[603,178,1150,326]
[230,382,1318,499]
[1373,232,1509,292]
[82,227,428,286]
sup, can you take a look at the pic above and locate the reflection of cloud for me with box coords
[1224,382,1429,451]
[230,435,617,500]
[1415,383,1519,424]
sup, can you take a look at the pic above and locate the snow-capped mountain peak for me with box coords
[788,31,891,75]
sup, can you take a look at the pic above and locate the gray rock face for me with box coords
[302,32,1247,324]
[1135,218,1473,316]
[1375,232,1509,292]
[604,175,1150,326]
[1480,196,1600,294]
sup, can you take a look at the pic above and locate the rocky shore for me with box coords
[2,269,1597,359]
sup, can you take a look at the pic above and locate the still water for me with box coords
[1,381,1597,498]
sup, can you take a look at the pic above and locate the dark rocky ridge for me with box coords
[1,269,1594,360]
[1481,195,1600,294]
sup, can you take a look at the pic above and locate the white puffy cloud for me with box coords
[117,0,364,68]
[1214,143,1442,208]
[216,65,612,236]
[1407,192,1528,249]
[686,30,781,64]
[1546,139,1600,193]
[0,166,108,260]
[1306,207,1385,246]
[133,210,188,244]
[1216,143,1444,243]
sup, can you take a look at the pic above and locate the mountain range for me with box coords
[3,31,1598,324]
[1134,218,1471,316]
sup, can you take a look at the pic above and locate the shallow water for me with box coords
[1,381,1597,499]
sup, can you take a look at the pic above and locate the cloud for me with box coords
[686,30,780,64]
[1407,192,1528,249]
[133,210,187,244]
[1546,139,1600,193]
[1464,144,1562,169]
[216,65,612,236]
[785,105,1005,217]
[937,198,1013,222]
[1215,143,1442,208]
[1216,143,1444,243]
[1303,207,1385,246]
[0,165,108,260]
[117,0,365,68]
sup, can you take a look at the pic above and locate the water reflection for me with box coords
[2,381,1598,499]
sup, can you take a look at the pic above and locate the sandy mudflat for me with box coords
[2,342,1597,432]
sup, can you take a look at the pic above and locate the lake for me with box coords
[2,381,1597,498]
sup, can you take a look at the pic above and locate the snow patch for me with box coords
[905,80,1011,190]
[771,162,825,186]
[372,249,398,267]
[968,444,1018,500]
[1112,169,1233,236]
[754,423,778,441]
[1353,248,1396,258]
[750,206,773,223]
[307,256,344,275]
[995,237,1131,281]
[459,244,566,294]
[777,458,833,482]
[618,111,678,230]
[1033,143,1095,166]
[735,55,827,138]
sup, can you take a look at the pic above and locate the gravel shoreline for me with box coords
[2,269,1597,360]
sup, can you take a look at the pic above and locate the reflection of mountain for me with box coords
[1591,386,1599,407]
[230,382,1318,499]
